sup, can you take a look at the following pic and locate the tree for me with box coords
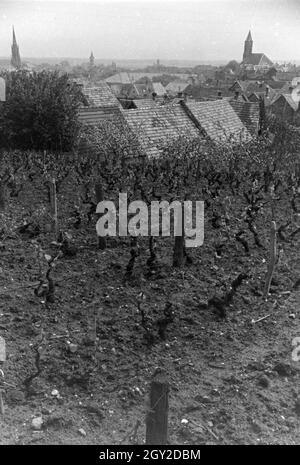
[0,70,85,151]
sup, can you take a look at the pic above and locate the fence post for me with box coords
[146,369,169,445]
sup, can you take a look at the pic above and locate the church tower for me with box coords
[11,27,22,69]
[89,51,95,68]
[243,30,253,62]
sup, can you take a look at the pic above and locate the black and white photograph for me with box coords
[0,0,299,451]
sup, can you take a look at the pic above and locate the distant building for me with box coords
[78,82,124,126]
[11,27,21,70]
[165,80,192,96]
[270,94,299,123]
[241,31,273,71]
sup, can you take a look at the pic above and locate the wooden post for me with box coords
[146,369,169,445]
[50,179,58,239]
[263,221,277,298]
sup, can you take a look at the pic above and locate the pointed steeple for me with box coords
[11,26,22,69]
[246,30,252,42]
[243,30,253,63]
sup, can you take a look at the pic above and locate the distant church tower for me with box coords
[89,51,95,68]
[243,30,253,62]
[11,27,21,69]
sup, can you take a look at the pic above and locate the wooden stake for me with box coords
[50,179,58,239]
[146,369,169,445]
[263,221,277,298]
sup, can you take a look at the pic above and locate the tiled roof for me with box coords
[166,81,190,94]
[229,100,260,134]
[184,99,252,143]
[244,53,273,66]
[81,82,121,108]
[122,104,201,157]
[133,99,159,109]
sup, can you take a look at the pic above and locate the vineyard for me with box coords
[0,117,300,444]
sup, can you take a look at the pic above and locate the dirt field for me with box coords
[0,200,299,445]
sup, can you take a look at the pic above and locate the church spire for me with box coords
[243,30,253,62]
[246,30,252,42]
[11,26,22,69]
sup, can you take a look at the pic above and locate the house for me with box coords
[247,86,278,107]
[152,82,166,97]
[122,104,201,157]
[270,94,299,123]
[78,82,124,125]
[183,99,252,143]
[241,31,273,71]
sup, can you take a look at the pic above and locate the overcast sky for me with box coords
[0,0,299,62]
